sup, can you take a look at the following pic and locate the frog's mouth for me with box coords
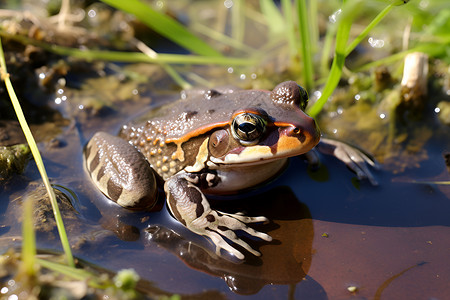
[210,121,320,166]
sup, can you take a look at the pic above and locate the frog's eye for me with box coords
[232,113,266,145]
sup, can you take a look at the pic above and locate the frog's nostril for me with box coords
[293,127,301,134]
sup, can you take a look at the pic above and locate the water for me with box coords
[0,1,449,298]
[3,98,448,299]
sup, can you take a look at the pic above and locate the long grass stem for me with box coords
[296,0,314,91]
[231,0,245,43]
[260,0,286,35]
[100,0,222,57]
[133,39,191,89]
[345,3,397,56]
[307,1,355,117]
[0,37,75,268]
[320,22,337,78]
[0,30,254,66]
[37,258,106,289]
[309,0,407,117]
[355,42,446,72]
[281,0,297,61]
[21,193,36,276]
[192,23,255,53]
[308,0,319,54]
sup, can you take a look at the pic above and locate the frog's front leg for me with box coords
[164,171,272,260]
[315,138,380,185]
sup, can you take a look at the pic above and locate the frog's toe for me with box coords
[351,159,379,185]
[200,211,272,259]
[319,138,379,185]
[216,212,273,241]
[341,149,379,185]
[211,226,262,258]
[206,230,247,259]
[220,211,270,225]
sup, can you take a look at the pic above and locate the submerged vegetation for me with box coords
[0,0,449,298]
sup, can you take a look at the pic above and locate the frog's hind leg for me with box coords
[164,171,272,260]
[84,132,158,210]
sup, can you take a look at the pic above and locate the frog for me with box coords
[84,81,377,260]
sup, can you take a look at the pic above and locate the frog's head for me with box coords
[208,81,320,166]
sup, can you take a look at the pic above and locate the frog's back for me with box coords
[130,91,257,139]
[118,90,246,179]
[118,85,310,180]
[128,88,303,139]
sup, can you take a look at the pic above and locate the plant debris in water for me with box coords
[0,248,182,299]
[0,143,30,181]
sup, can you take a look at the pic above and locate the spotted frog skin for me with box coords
[84,81,376,259]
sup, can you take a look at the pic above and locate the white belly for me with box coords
[204,158,288,194]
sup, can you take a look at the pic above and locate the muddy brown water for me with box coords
[1,86,449,299]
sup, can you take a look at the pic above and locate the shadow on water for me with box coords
[79,184,331,298]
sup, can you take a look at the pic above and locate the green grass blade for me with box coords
[355,42,446,71]
[281,0,297,61]
[320,21,337,78]
[100,0,222,57]
[162,64,191,90]
[37,258,107,289]
[21,191,36,276]
[296,0,314,91]
[0,37,74,268]
[192,22,255,53]
[134,40,192,89]
[308,51,346,117]
[260,0,286,34]
[231,0,245,43]
[308,0,405,117]
[307,1,357,117]
[0,29,255,66]
[308,0,319,55]
[345,2,399,56]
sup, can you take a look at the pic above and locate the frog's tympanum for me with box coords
[84,81,376,259]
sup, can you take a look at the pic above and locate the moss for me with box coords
[0,144,31,180]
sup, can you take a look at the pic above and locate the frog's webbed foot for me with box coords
[316,138,380,185]
[165,172,272,260]
[199,210,272,259]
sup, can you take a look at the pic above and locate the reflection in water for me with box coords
[137,186,321,296]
